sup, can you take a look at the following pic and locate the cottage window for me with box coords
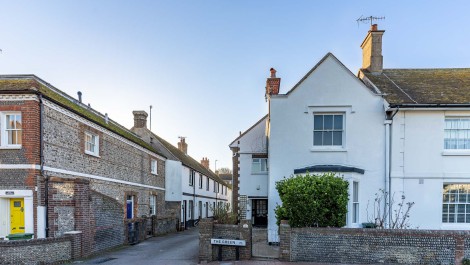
[252,158,268,173]
[206,177,210,191]
[189,170,195,186]
[1,112,22,148]
[442,184,470,223]
[85,132,99,156]
[149,195,157,216]
[313,114,344,146]
[444,118,470,150]
[151,159,158,175]
[199,174,203,189]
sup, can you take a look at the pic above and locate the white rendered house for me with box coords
[230,115,269,226]
[233,24,470,242]
[358,25,470,230]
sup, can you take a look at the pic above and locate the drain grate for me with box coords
[93,257,117,264]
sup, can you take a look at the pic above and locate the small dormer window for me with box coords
[85,132,99,157]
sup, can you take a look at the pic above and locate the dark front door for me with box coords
[252,199,268,227]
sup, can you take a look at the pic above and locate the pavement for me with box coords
[206,261,359,265]
[74,227,199,265]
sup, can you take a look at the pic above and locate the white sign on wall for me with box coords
[211,238,246,246]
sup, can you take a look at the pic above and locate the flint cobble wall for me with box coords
[279,221,470,264]
[199,219,252,263]
[0,237,72,265]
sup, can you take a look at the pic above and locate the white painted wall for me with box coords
[390,110,470,229]
[180,164,231,226]
[165,160,183,201]
[267,54,386,241]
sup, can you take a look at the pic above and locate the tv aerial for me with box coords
[356,15,385,26]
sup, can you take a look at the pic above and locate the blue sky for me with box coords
[1,1,470,170]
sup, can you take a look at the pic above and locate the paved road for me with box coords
[75,228,199,265]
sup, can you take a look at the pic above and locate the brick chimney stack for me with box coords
[360,24,385,74]
[132,111,148,129]
[178,137,188,155]
[201,157,210,169]
[265,68,281,99]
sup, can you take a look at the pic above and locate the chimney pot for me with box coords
[270,68,276,78]
[77,91,82,103]
[132,111,148,129]
[371,24,378,31]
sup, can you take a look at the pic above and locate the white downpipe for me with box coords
[384,120,392,228]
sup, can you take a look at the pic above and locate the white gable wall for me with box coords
[268,55,386,241]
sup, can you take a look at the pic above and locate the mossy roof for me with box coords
[0,75,166,158]
[150,132,230,187]
[362,69,470,105]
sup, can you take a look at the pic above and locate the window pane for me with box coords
[6,115,13,129]
[323,131,332,145]
[459,194,467,203]
[353,182,358,202]
[449,213,455,222]
[324,115,333,130]
[458,214,465,223]
[16,131,22,145]
[333,115,343,130]
[449,204,456,213]
[443,194,449,203]
[442,214,448,222]
[333,131,342,145]
[458,204,466,213]
[314,115,323,130]
[443,204,448,213]
[314,132,323,146]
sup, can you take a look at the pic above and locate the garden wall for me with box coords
[0,233,82,265]
[279,220,470,264]
[199,219,252,262]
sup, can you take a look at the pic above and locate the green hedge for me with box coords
[275,172,348,228]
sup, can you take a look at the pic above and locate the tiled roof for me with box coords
[150,132,230,187]
[361,69,470,105]
[0,75,166,158]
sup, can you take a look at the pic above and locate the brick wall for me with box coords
[0,98,41,236]
[199,219,251,263]
[0,236,72,265]
[47,177,94,256]
[279,222,470,264]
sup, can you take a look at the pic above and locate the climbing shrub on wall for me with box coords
[275,172,349,227]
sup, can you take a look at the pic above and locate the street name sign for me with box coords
[210,238,246,246]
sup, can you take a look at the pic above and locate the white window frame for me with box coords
[251,158,268,174]
[189,171,194,186]
[206,177,210,191]
[442,183,470,224]
[84,132,99,157]
[1,112,22,149]
[444,117,470,150]
[149,195,157,216]
[151,159,158,175]
[199,174,203,189]
[352,181,359,224]
[313,113,345,148]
